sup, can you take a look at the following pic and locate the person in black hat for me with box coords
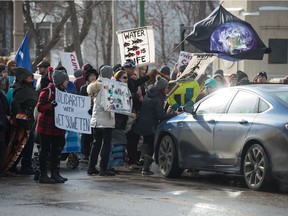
[10,67,38,175]
[236,70,250,85]
[256,71,268,83]
[36,60,50,95]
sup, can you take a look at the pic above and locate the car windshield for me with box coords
[270,91,288,106]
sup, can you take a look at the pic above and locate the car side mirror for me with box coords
[183,105,194,114]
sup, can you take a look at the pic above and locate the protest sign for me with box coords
[59,51,80,75]
[177,51,193,70]
[100,78,132,116]
[117,26,155,66]
[176,53,217,82]
[54,89,91,134]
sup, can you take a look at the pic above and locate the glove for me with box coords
[51,100,58,107]
[16,112,28,120]
[147,69,158,79]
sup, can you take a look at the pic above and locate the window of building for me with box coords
[268,39,288,64]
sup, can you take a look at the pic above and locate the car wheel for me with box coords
[158,135,183,178]
[243,144,270,190]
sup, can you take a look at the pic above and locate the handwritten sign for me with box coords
[54,89,91,134]
[100,78,132,116]
[59,51,80,75]
[177,51,193,70]
[176,53,217,82]
[117,26,155,66]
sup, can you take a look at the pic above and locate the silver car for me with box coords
[155,84,288,190]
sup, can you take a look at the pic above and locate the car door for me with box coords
[178,89,236,169]
[214,90,259,171]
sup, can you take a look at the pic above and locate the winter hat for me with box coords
[85,68,98,81]
[214,69,224,77]
[204,78,217,88]
[15,67,32,83]
[52,70,69,86]
[82,63,93,73]
[55,66,67,74]
[113,63,122,73]
[6,60,17,69]
[179,65,187,73]
[73,69,82,78]
[237,70,248,83]
[154,75,168,90]
[37,61,50,68]
[123,59,135,68]
[257,71,267,79]
[160,66,171,76]
[100,65,113,79]
[47,66,54,81]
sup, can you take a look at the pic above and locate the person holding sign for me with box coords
[87,65,116,176]
[36,70,69,184]
[167,65,201,112]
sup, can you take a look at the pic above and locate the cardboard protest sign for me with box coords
[117,26,155,66]
[100,78,132,116]
[59,51,80,75]
[177,51,193,70]
[54,89,91,134]
[176,53,217,82]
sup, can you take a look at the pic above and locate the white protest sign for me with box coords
[54,89,91,134]
[100,78,132,116]
[117,26,155,66]
[59,51,80,75]
[176,53,217,82]
[177,51,193,70]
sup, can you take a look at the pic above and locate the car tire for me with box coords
[243,144,271,191]
[158,135,183,178]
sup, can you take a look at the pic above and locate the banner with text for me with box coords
[100,78,132,116]
[59,51,80,75]
[55,89,91,134]
[176,53,217,82]
[177,51,193,70]
[117,26,155,67]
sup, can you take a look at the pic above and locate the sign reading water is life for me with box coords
[54,88,91,134]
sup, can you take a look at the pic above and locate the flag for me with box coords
[186,5,270,61]
[14,32,32,72]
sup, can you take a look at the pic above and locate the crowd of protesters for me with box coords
[0,56,280,184]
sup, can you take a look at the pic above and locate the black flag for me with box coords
[186,5,270,61]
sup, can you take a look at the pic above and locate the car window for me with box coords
[271,91,288,106]
[196,90,235,114]
[259,99,270,113]
[227,91,259,114]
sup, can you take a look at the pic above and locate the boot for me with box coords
[39,171,55,184]
[51,171,65,183]
[141,154,154,175]
[55,166,68,181]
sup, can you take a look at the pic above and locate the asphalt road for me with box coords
[1,161,288,216]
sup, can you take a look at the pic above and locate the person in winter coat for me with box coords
[107,70,130,171]
[74,63,93,94]
[133,75,178,175]
[79,68,98,161]
[36,70,69,184]
[10,67,38,174]
[86,65,116,176]
[195,78,217,103]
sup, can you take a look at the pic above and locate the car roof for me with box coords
[229,84,288,94]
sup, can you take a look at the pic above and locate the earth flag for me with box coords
[186,5,270,61]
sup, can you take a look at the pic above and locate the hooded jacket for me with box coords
[133,86,176,136]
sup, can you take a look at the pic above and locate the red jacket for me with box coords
[36,83,65,136]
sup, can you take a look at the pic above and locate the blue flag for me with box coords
[14,32,32,72]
